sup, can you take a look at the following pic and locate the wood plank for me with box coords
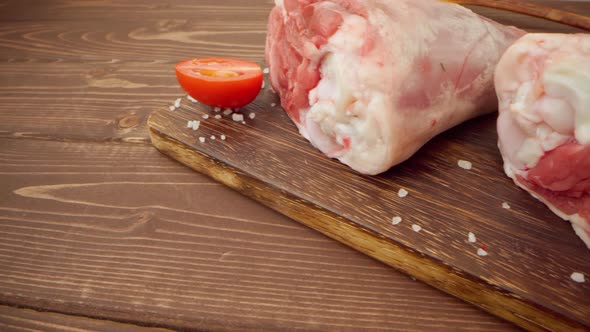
[0,305,173,332]
[0,18,266,63]
[147,8,590,328]
[0,61,184,143]
[0,0,273,22]
[0,138,518,332]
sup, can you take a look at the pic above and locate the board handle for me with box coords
[444,0,590,31]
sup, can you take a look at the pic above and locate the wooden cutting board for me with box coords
[149,6,590,332]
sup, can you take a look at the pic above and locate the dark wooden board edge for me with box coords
[148,116,587,332]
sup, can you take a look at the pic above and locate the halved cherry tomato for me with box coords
[175,58,263,108]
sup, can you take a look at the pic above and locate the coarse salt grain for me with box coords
[210,135,216,140]
[391,216,402,225]
[202,114,209,119]
[241,121,246,124]
[571,272,585,283]
[398,188,409,198]
[198,137,206,143]
[168,105,176,111]
[174,98,181,108]
[271,103,277,107]
[187,120,193,128]
[411,224,422,232]
[468,232,477,243]
[214,115,222,119]
[263,67,270,74]
[249,113,256,119]
[220,135,226,141]
[458,160,473,170]
[502,202,511,209]
[223,108,233,116]
[187,95,197,103]
[213,107,221,112]
[192,120,200,131]
[232,113,244,122]
[477,248,488,257]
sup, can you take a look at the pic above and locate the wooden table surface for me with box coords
[0,1,587,331]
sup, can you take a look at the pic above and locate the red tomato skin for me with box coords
[175,59,263,108]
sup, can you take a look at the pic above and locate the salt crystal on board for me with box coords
[571,272,585,283]
[502,202,511,209]
[398,189,409,198]
[468,232,477,243]
[458,160,473,170]
[391,216,402,225]
[477,248,488,257]
[412,224,422,232]
[232,113,244,122]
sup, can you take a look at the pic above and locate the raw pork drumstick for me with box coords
[265,0,524,174]
[495,33,590,249]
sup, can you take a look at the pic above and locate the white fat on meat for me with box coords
[497,35,590,172]
[543,59,590,144]
[495,33,590,249]
[304,14,389,173]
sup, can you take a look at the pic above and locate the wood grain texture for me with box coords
[0,306,173,332]
[0,15,267,62]
[148,103,590,332]
[148,3,590,332]
[0,61,182,143]
[0,0,587,331]
[0,138,518,332]
[450,0,590,30]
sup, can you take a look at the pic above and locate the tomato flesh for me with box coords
[175,58,263,108]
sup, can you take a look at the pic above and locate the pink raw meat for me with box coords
[265,0,524,175]
[495,33,590,249]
